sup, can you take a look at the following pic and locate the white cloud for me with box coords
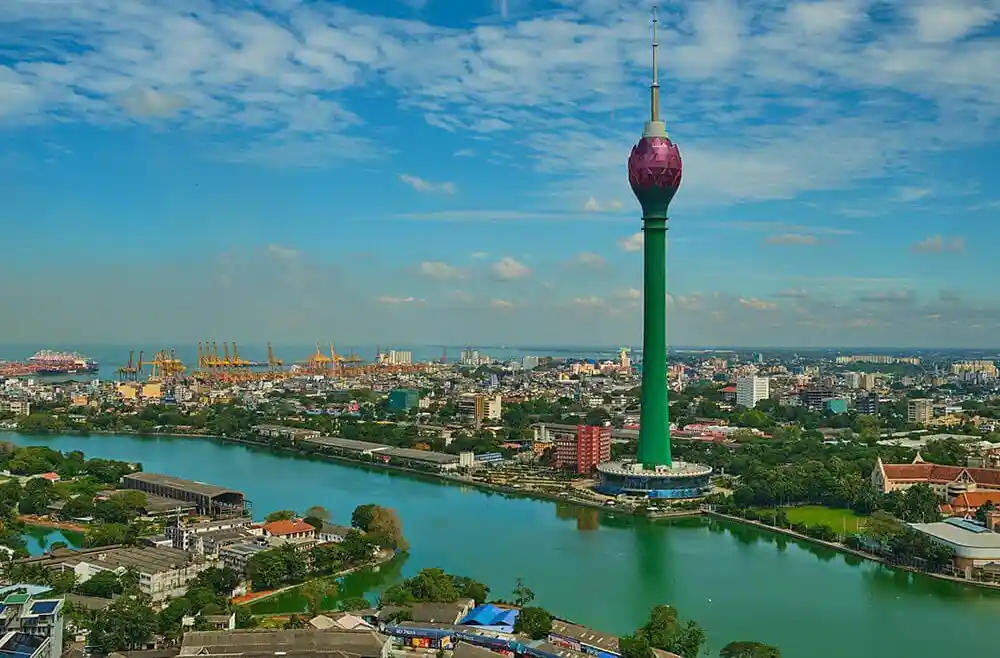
[398,174,457,194]
[418,260,466,280]
[4,0,1000,205]
[376,295,426,304]
[764,233,820,245]
[619,232,644,252]
[907,3,1000,43]
[583,197,623,212]
[266,244,299,260]
[491,256,532,281]
[572,296,604,307]
[616,287,641,300]
[569,252,607,269]
[490,298,514,310]
[911,234,966,253]
[470,251,490,259]
[893,186,933,203]
[739,298,778,311]
[452,289,473,303]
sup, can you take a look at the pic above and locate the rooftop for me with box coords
[910,520,1000,549]
[263,519,316,536]
[384,447,459,465]
[63,545,195,575]
[123,472,242,499]
[179,629,386,658]
[304,436,391,453]
[550,619,619,653]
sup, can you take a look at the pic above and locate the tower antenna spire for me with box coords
[651,5,660,122]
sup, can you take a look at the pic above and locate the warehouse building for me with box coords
[121,472,248,518]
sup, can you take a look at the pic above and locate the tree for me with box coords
[514,606,552,640]
[336,597,371,611]
[512,577,535,607]
[193,567,240,595]
[265,510,296,523]
[76,570,126,598]
[88,595,158,652]
[976,501,996,524]
[340,530,376,564]
[351,504,377,531]
[306,506,331,522]
[367,506,408,552]
[246,550,289,591]
[455,576,490,605]
[619,634,655,658]
[863,510,904,544]
[720,642,781,658]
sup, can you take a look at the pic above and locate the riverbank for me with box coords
[17,515,88,533]
[236,548,397,610]
[707,510,1000,592]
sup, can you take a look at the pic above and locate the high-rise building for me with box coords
[457,393,502,428]
[861,373,877,391]
[382,350,412,366]
[554,426,611,474]
[736,376,770,409]
[844,372,862,389]
[855,393,879,415]
[907,398,933,424]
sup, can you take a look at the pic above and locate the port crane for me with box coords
[267,342,283,369]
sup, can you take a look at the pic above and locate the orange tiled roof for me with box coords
[950,491,1000,509]
[883,463,1000,487]
[263,519,315,536]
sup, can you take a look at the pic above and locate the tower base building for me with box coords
[597,460,711,499]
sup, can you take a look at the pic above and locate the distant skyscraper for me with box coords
[736,376,770,409]
[907,398,933,424]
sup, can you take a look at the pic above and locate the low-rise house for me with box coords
[262,519,315,541]
[218,543,267,576]
[316,523,353,543]
[308,612,373,631]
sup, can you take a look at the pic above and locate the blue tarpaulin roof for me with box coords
[460,604,519,627]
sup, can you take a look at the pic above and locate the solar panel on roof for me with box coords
[946,517,989,533]
[29,600,59,614]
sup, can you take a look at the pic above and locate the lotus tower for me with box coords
[596,9,711,499]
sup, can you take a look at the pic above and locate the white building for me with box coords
[382,350,412,366]
[843,372,862,389]
[736,376,770,409]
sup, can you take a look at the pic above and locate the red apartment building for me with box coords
[554,425,612,474]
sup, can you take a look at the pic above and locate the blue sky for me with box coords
[2,0,1000,348]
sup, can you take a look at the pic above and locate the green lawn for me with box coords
[783,505,867,533]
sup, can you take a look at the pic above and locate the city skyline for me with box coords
[3,0,1000,347]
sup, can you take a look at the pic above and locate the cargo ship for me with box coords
[26,350,100,374]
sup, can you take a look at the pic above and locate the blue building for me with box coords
[388,389,420,413]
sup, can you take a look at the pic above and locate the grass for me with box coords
[782,505,867,533]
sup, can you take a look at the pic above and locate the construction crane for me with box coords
[267,342,284,369]
[117,350,137,381]
[136,351,145,379]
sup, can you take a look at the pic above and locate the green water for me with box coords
[6,432,1000,657]
[21,525,85,556]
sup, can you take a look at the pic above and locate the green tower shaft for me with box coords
[638,216,671,468]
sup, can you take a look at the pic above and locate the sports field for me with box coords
[783,505,867,532]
